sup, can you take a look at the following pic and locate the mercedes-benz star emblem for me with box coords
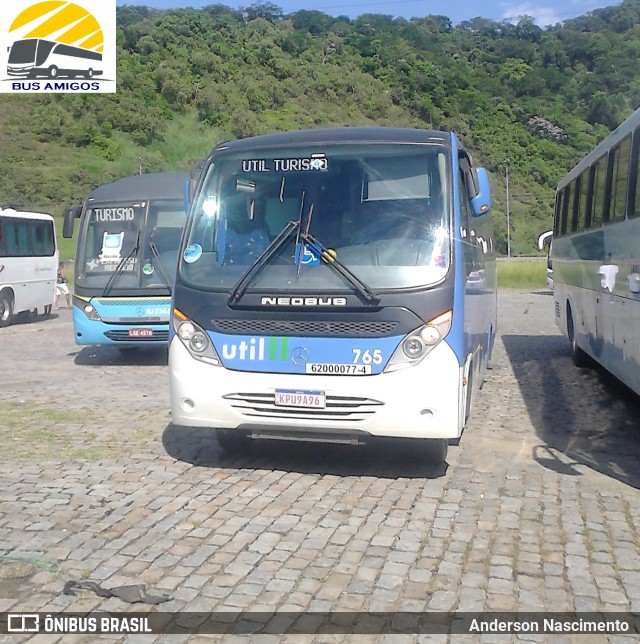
[291,347,310,365]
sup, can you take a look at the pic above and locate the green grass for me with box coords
[497,259,547,289]
[0,400,101,462]
[54,215,77,263]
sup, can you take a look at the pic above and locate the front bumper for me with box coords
[169,337,463,440]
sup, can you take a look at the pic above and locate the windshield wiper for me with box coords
[102,230,140,297]
[227,220,299,305]
[148,241,173,295]
[299,230,379,305]
[227,221,379,306]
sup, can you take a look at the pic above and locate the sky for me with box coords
[116,0,621,27]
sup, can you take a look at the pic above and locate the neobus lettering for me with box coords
[260,296,347,306]
[93,208,136,222]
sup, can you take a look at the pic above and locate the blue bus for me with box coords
[169,128,495,462]
[552,106,640,394]
[63,172,189,348]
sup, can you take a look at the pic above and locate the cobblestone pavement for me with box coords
[0,290,639,642]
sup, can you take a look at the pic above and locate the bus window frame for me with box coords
[628,125,640,219]
[607,134,632,224]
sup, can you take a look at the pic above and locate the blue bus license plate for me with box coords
[274,389,325,409]
[129,328,153,337]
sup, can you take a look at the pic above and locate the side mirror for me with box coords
[63,206,82,238]
[537,230,553,250]
[470,168,491,217]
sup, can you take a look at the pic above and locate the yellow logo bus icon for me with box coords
[7,1,103,80]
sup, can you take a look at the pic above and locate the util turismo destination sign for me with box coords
[0,1,115,93]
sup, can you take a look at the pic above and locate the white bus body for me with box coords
[0,209,58,326]
[169,128,496,463]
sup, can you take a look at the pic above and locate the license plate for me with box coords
[274,389,325,409]
[128,328,153,338]
[305,363,371,375]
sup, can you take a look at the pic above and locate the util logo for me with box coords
[221,337,290,361]
[2,1,116,93]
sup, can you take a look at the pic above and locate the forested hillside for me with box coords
[1,0,639,254]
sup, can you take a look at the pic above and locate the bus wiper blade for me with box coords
[148,241,173,295]
[102,230,140,297]
[301,231,380,305]
[227,220,299,305]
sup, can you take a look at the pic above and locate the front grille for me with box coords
[103,330,168,342]
[212,319,398,337]
[223,392,384,422]
[102,317,166,324]
[98,299,169,307]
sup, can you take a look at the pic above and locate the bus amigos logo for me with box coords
[1,1,115,93]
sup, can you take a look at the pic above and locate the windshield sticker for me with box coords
[295,243,320,266]
[143,262,155,276]
[86,257,136,272]
[183,243,202,264]
[98,232,124,262]
[242,154,328,173]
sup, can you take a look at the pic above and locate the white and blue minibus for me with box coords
[63,172,189,348]
[169,128,496,462]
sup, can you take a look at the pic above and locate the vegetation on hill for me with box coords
[1,0,639,255]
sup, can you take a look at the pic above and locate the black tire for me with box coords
[48,66,58,78]
[0,292,13,327]
[85,68,93,79]
[567,303,591,368]
[216,429,251,454]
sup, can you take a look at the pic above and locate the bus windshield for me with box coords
[182,143,451,292]
[8,39,37,64]
[77,199,185,292]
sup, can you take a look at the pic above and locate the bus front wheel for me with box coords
[85,69,93,79]
[0,292,14,327]
[48,66,58,78]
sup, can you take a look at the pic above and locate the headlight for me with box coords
[403,337,425,359]
[385,310,452,373]
[178,321,196,340]
[189,331,209,353]
[172,309,220,366]
[82,303,101,321]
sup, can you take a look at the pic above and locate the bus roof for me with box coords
[0,208,54,221]
[211,127,452,155]
[86,171,189,203]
